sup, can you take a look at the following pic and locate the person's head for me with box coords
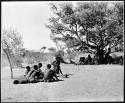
[88,54,91,58]
[26,66,30,71]
[38,63,42,68]
[56,56,60,60]
[47,64,51,69]
[34,65,38,70]
[56,57,60,62]
[13,80,19,84]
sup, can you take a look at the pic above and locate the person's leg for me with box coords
[37,78,44,82]
[50,78,55,82]
[13,78,30,84]
[47,79,51,82]
[44,79,47,82]
[44,79,50,82]
[29,78,39,83]
[20,79,30,84]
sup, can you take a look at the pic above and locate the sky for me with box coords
[1,1,115,51]
[2,1,57,51]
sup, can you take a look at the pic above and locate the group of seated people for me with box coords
[78,51,123,65]
[78,54,93,65]
[13,57,67,84]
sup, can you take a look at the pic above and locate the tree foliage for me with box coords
[46,2,123,54]
[1,27,23,78]
[2,27,23,54]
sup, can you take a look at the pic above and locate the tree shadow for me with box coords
[13,79,65,84]
[13,74,74,84]
[56,73,74,79]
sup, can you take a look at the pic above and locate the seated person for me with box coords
[44,64,59,82]
[28,65,44,83]
[13,65,44,84]
[24,66,31,76]
[36,63,44,79]
[79,57,85,65]
[38,63,42,69]
[87,54,92,64]
[51,57,63,75]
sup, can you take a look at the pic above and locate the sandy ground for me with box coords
[1,64,124,102]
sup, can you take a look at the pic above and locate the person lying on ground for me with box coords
[13,65,44,84]
[44,64,59,82]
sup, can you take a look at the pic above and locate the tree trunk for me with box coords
[3,50,13,79]
[96,49,105,64]
[98,54,104,64]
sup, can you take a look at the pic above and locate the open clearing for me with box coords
[1,64,124,102]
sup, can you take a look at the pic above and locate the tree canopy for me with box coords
[2,27,23,55]
[46,2,123,54]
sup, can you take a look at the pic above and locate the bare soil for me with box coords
[1,64,124,102]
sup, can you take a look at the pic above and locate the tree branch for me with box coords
[75,23,82,41]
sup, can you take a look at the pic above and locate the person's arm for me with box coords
[30,71,37,79]
[24,70,28,76]
[27,70,34,78]
[39,69,44,75]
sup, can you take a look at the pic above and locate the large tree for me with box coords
[46,1,123,64]
[1,27,23,78]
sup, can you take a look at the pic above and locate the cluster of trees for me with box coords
[39,46,57,53]
[1,1,123,78]
[46,1,123,64]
